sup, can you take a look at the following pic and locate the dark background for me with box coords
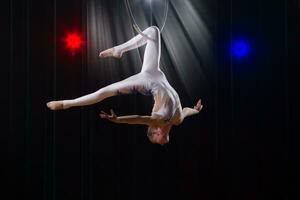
[1,0,298,200]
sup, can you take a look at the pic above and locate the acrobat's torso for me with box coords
[139,70,183,124]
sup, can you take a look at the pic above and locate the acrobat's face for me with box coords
[147,125,171,145]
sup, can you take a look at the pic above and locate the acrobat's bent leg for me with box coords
[47,74,148,110]
[113,26,160,54]
[99,26,161,73]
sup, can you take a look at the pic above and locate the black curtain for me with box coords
[2,0,297,200]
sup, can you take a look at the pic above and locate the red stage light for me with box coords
[64,32,82,53]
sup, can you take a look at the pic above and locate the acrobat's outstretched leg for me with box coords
[47,73,148,110]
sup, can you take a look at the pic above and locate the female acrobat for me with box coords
[47,26,203,145]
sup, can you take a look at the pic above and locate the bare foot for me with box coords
[99,48,122,59]
[194,99,203,111]
[46,101,65,110]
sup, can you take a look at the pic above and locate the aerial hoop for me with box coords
[125,0,169,41]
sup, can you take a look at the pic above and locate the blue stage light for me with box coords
[231,40,250,58]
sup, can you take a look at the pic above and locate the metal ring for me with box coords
[125,0,169,37]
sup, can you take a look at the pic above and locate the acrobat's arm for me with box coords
[99,109,163,126]
[179,99,203,124]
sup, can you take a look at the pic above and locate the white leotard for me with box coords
[63,26,183,124]
[144,71,181,122]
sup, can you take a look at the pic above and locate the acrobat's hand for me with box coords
[193,99,203,112]
[99,109,118,122]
